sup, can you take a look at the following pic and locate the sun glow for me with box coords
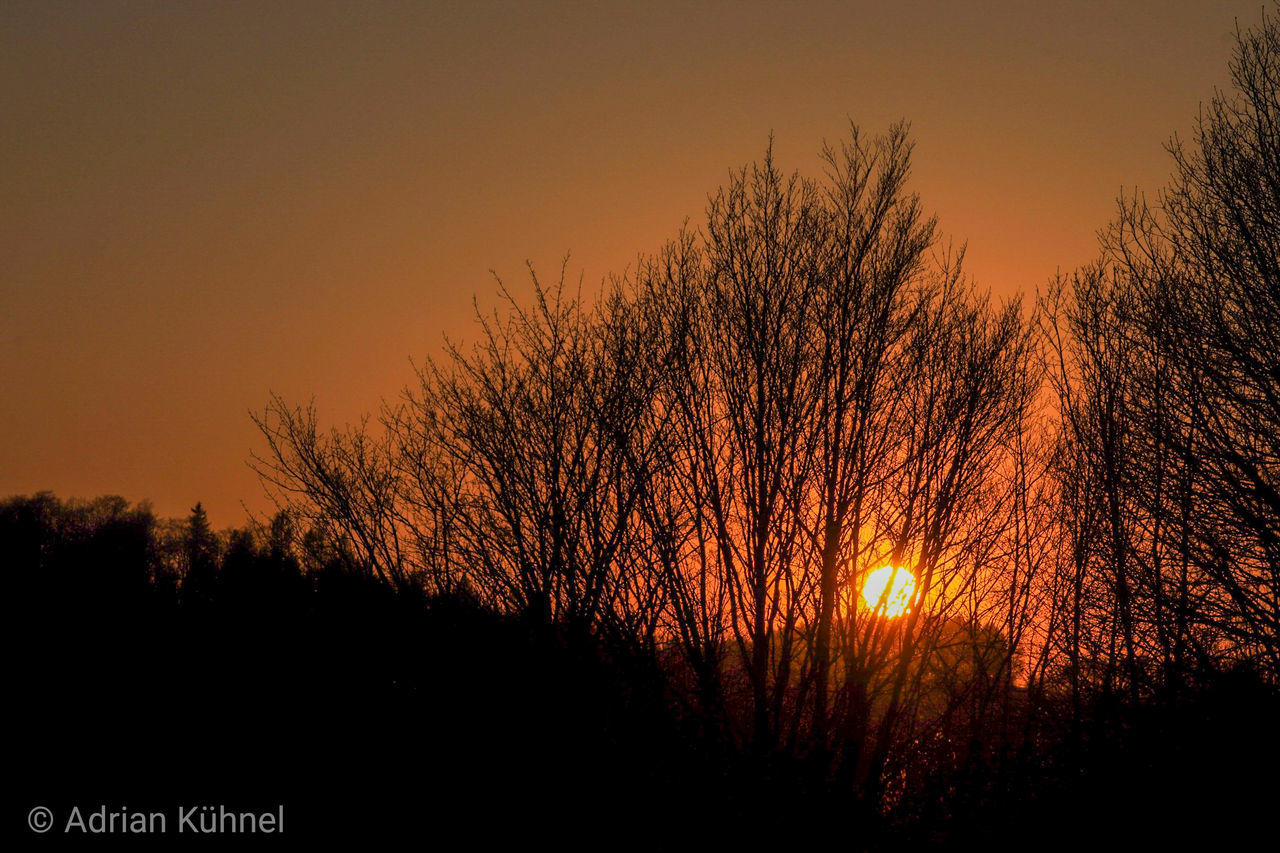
[861,565,916,617]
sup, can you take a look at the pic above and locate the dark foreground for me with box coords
[6,504,1278,850]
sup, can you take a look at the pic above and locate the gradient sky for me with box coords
[1,1,1267,526]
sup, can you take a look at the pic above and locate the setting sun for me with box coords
[861,566,916,617]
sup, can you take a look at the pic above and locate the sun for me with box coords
[861,565,916,617]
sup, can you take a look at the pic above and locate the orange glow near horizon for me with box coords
[861,566,916,617]
[0,3,1262,526]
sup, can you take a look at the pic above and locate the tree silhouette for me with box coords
[1045,9,1280,694]
[181,500,219,606]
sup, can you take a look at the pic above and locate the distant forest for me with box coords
[10,11,1280,850]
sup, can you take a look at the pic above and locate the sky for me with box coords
[1,0,1268,526]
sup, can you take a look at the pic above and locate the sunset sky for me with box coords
[1,1,1265,526]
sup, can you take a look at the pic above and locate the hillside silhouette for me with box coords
[7,492,1278,848]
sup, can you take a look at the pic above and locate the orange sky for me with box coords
[0,1,1265,526]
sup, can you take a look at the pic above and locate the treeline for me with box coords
[6,492,1275,847]
[2,494,305,610]
[4,492,735,846]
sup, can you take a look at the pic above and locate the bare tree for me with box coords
[251,397,421,590]
[1050,10,1280,687]
[805,122,937,749]
[415,263,676,642]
